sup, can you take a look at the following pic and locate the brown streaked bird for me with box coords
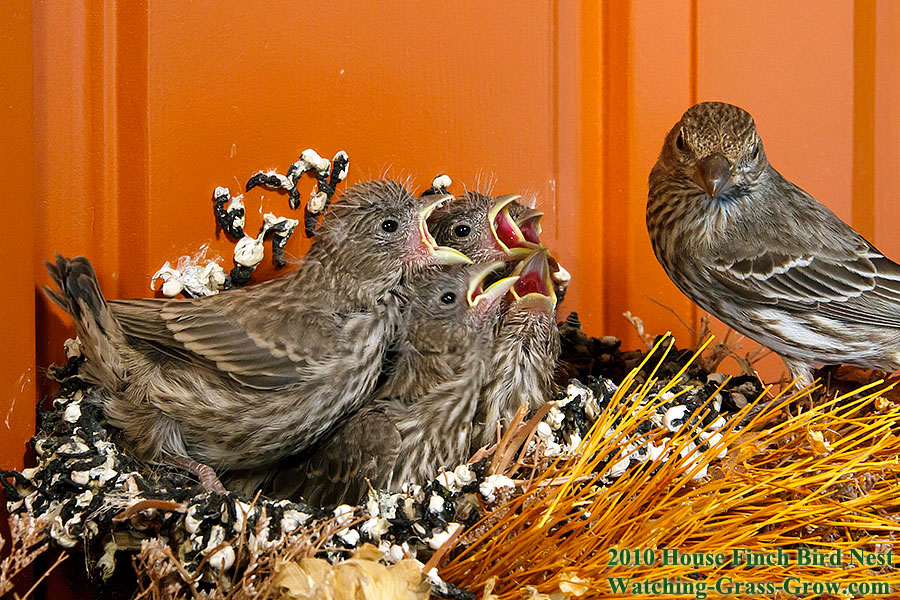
[44,179,471,490]
[647,101,900,386]
[268,262,518,507]
[428,191,571,296]
[472,249,560,451]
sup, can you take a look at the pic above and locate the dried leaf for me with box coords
[806,429,832,455]
[558,571,590,596]
[272,544,429,600]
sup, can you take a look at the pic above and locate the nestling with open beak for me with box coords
[44,179,471,491]
[428,191,571,298]
[473,249,561,451]
[267,262,518,506]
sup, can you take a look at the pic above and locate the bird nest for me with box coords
[6,316,900,599]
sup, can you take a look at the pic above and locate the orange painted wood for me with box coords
[1,0,37,472]
[607,0,699,350]
[874,1,900,259]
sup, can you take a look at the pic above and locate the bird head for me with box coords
[404,262,518,354]
[659,102,768,202]
[313,179,471,280]
[509,249,557,313]
[427,191,570,299]
[428,192,541,262]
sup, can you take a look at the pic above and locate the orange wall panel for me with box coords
[874,1,900,259]
[1,0,37,472]
[141,0,560,288]
[614,0,699,349]
[697,0,855,225]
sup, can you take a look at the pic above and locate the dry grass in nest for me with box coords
[0,513,67,600]
[132,509,429,600]
[439,336,900,599]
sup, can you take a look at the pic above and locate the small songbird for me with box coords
[647,101,900,385]
[44,180,471,489]
[429,191,571,296]
[472,249,561,450]
[269,262,518,506]
[428,191,542,262]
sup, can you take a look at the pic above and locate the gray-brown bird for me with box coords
[427,191,542,262]
[44,179,471,489]
[472,249,560,450]
[268,262,518,506]
[429,190,571,297]
[647,101,900,385]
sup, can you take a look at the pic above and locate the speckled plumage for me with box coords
[427,191,537,262]
[269,263,514,506]
[44,179,469,473]
[648,102,900,384]
[472,250,560,450]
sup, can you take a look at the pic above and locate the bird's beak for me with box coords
[487,194,540,259]
[510,249,557,310]
[418,195,473,265]
[467,261,519,309]
[693,153,733,199]
[515,208,544,245]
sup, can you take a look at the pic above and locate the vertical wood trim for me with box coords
[552,0,604,331]
[689,0,699,106]
[852,0,876,240]
[873,0,900,258]
[0,0,37,472]
[115,0,150,297]
[601,0,631,335]
[576,0,604,331]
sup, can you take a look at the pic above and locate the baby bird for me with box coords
[44,180,470,489]
[473,249,560,450]
[429,191,571,297]
[269,262,518,507]
[428,191,542,261]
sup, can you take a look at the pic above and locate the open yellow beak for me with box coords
[418,195,472,265]
[487,194,540,259]
[510,248,557,310]
[466,261,519,308]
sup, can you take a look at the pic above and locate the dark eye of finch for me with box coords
[440,292,456,304]
[453,224,471,238]
[381,219,399,233]
[675,132,685,151]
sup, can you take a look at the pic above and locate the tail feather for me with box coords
[43,254,127,389]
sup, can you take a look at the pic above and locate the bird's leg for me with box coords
[171,455,227,494]
[782,359,819,412]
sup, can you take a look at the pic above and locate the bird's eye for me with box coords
[751,143,760,160]
[440,292,456,305]
[453,224,471,238]
[380,219,399,233]
[675,131,686,151]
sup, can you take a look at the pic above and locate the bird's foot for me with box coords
[172,455,227,494]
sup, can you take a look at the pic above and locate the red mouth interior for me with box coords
[514,270,550,296]
[493,211,526,249]
[518,218,542,245]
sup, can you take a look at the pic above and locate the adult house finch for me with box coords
[647,101,900,386]
[428,191,571,297]
[44,180,470,490]
[472,249,560,451]
[269,262,518,507]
